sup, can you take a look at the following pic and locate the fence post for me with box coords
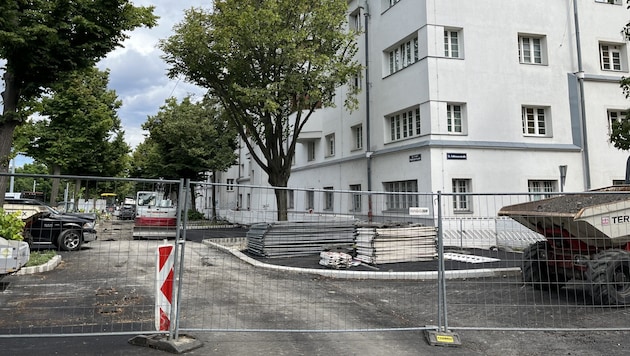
[426,191,462,346]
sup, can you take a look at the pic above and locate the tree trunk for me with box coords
[268,171,289,221]
[74,178,82,211]
[0,71,20,206]
[211,170,217,222]
[49,165,62,206]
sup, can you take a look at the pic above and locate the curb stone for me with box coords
[14,255,62,275]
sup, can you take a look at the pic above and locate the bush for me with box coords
[187,209,205,221]
[0,209,25,241]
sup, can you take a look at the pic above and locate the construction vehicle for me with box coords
[132,191,178,239]
[498,185,630,305]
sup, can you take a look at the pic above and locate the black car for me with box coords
[3,199,98,251]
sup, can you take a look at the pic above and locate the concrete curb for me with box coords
[201,239,521,280]
[14,255,62,275]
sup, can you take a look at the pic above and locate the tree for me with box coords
[160,0,360,220]
[0,0,157,204]
[140,96,238,212]
[15,67,131,205]
[610,0,630,181]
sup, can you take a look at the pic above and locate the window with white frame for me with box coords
[518,35,546,65]
[226,178,235,191]
[444,29,461,58]
[608,110,627,135]
[522,106,549,136]
[349,11,361,32]
[387,37,419,75]
[384,180,418,210]
[528,180,556,201]
[307,141,316,161]
[306,190,314,210]
[324,187,334,210]
[446,103,463,134]
[350,184,362,211]
[352,125,363,150]
[325,134,335,157]
[287,189,294,209]
[452,179,471,212]
[389,107,421,141]
[600,43,623,71]
[595,0,622,4]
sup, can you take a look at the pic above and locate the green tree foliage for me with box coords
[139,96,238,209]
[16,67,131,204]
[160,0,360,220]
[0,0,157,203]
[610,1,630,180]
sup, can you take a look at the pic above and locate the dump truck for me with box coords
[498,185,630,305]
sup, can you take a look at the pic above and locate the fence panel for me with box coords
[439,190,630,331]
[177,184,440,333]
[0,173,182,335]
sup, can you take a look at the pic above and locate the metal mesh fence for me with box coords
[2,175,630,338]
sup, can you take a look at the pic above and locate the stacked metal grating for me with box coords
[246,221,356,258]
[355,225,438,264]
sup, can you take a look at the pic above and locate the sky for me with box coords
[9,0,211,167]
[97,0,211,149]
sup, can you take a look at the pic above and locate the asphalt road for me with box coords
[1,223,630,355]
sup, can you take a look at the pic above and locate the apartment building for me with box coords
[209,0,630,220]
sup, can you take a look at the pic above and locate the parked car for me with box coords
[3,199,97,251]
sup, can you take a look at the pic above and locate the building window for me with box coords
[287,190,294,209]
[444,29,461,58]
[452,179,471,212]
[388,37,419,75]
[528,180,556,201]
[324,187,334,210]
[226,178,235,191]
[325,134,335,157]
[608,110,627,135]
[384,180,418,210]
[306,190,315,210]
[447,103,463,133]
[352,125,363,150]
[388,0,402,8]
[600,43,623,71]
[388,107,421,142]
[522,106,549,136]
[518,35,545,65]
[349,11,361,32]
[595,0,622,4]
[307,141,316,161]
[350,184,362,211]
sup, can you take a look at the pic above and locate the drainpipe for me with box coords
[573,0,591,190]
[362,1,373,221]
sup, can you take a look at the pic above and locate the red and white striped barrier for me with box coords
[156,243,175,331]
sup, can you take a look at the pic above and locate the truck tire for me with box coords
[522,241,559,290]
[57,229,82,251]
[587,250,630,305]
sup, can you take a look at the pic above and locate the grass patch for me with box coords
[25,250,57,267]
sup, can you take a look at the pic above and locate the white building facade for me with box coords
[207,0,630,221]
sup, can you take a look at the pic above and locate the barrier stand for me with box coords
[425,191,462,347]
[129,182,203,353]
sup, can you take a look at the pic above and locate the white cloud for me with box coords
[98,0,211,148]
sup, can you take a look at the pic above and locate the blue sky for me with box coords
[8,1,212,167]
